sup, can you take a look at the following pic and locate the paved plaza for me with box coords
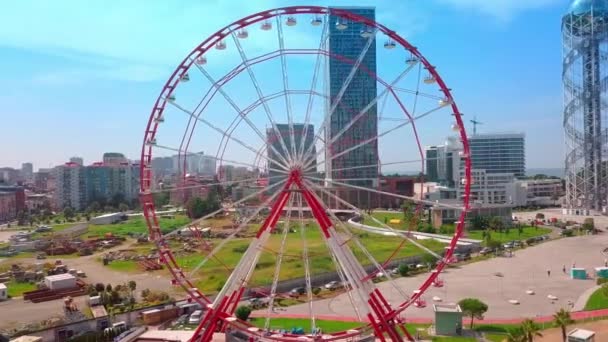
[282,232,608,320]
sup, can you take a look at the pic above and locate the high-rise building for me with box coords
[200,156,217,176]
[328,7,378,191]
[86,162,140,205]
[21,163,33,182]
[425,137,462,187]
[468,133,525,178]
[267,124,316,185]
[34,170,51,192]
[103,152,128,166]
[54,162,87,210]
[562,0,608,213]
[69,157,84,166]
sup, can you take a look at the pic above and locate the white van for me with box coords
[188,310,203,324]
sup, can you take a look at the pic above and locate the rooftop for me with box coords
[45,273,76,281]
[433,303,462,313]
[568,328,596,338]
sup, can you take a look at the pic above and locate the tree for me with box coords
[398,264,410,276]
[103,205,114,213]
[470,215,489,231]
[235,305,252,321]
[63,207,75,220]
[312,287,321,296]
[520,318,542,342]
[421,254,438,268]
[553,308,573,342]
[128,280,136,293]
[535,213,545,220]
[489,216,504,233]
[95,283,105,293]
[118,203,129,212]
[153,191,170,207]
[106,284,113,293]
[187,197,208,219]
[582,218,595,231]
[503,328,527,342]
[88,201,101,213]
[458,298,488,329]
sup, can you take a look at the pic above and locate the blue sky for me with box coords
[0,0,568,170]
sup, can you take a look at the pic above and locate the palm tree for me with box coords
[553,308,573,342]
[520,318,543,342]
[502,328,526,342]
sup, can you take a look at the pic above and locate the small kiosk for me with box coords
[434,304,463,336]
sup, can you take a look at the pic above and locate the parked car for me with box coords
[188,310,203,324]
[479,247,494,255]
[289,287,306,297]
[324,281,343,291]
[513,241,523,248]
[249,297,270,309]
[503,242,514,249]
[249,287,270,298]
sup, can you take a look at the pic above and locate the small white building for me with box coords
[0,282,7,300]
[45,273,77,291]
[568,328,595,342]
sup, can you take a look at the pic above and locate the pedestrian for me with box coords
[573,262,576,269]
[547,269,551,277]
[563,265,566,273]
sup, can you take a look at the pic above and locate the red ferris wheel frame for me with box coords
[140,5,472,342]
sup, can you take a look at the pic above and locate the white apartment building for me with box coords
[54,162,87,210]
[457,169,527,206]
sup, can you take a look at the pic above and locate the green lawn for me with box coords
[432,338,476,342]
[484,334,507,342]
[465,227,552,243]
[584,286,608,310]
[4,280,38,297]
[250,318,429,336]
[87,215,190,237]
[106,259,141,273]
[105,222,446,293]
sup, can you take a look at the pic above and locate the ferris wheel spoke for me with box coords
[392,86,444,100]
[190,63,293,169]
[304,183,411,301]
[151,143,288,176]
[296,192,317,333]
[148,175,282,195]
[304,179,443,261]
[264,193,295,330]
[187,180,287,278]
[308,104,446,171]
[275,15,297,161]
[298,15,329,163]
[230,32,294,167]
[305,175,463,210]
[299,30,378,166]
[167,100,291,172]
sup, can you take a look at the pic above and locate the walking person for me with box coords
[547,269,551,277]
[563,265,566,273]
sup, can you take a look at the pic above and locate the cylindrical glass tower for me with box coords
[563,0,608,214]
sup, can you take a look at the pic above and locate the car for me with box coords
[249,287,270,298]
[479,247,494,255]
[324,281,343,291]
[503,242,514,249]
[389,267,400,275]
[188,310,203,324]
[35,226,52,232]
[249,297,270,309]
[513,241,523,248]
[289,287,306,297]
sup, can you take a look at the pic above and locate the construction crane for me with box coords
[470,116,483,135]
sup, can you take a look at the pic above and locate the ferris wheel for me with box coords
[140,6,471,342]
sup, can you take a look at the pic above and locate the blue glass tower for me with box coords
[328,7,378,192]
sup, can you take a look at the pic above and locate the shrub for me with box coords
[235,305,252,321]
[312,287,321,296]
[232,245,248,253]
[398,264,409,276]
[597,278,608,285]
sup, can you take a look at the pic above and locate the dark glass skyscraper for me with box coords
[328,7,378,188]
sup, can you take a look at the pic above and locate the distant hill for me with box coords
[526,168,563,178]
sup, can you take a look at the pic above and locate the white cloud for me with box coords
[436,0,562,21]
